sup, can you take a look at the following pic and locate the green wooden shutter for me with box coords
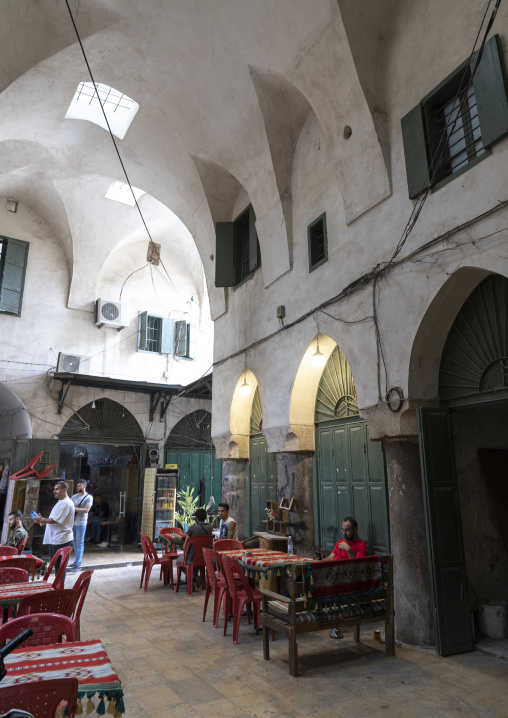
[401,104,430,199]
[471,34,508,148]
[417,407,474,656]
[160,318,172,354]
[215,222,235,287]
[186,323,196,360]
[248,205,260,274]
[137,312,148,350]
[0,238,29,316]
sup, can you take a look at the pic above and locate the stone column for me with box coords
[383,439,435,646]
[277,452,315,558]
[222,459,246,540]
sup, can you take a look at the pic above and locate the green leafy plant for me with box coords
[174,486,211,528]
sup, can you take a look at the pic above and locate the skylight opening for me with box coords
[105,181,146,207]
[65,82,139,140]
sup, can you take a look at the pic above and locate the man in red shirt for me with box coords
[326,516,367,640]
[327,516,367,561]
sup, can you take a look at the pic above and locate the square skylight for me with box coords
[65,82,139,140]
[105,181,146,207]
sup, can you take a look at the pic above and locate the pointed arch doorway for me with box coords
[248,387,277,534]
[314,346,390,555]
[165,410,222,508]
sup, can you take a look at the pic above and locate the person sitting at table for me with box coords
[86,494,110,545]
[324,516,367,640]
[176,508,212,588]
[217,502,238,540]
[5,510,28,549]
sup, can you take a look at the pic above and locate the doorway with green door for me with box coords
[415,274,508,655]
[248,387,277,535]
[165,409,223,513]
[314,346,390,556]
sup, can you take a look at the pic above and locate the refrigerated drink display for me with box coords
[154,469,178,542]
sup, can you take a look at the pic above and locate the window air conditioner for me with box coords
[56,352,91,375]
[95,299,128,330]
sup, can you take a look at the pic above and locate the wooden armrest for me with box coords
[259,589,292,603]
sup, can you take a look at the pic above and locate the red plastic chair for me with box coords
[43,545,73,588]
[0,566,29,584]
[139,533,175,591]
[214,539,244,551]
[0,546,18,557]
[176,534,213,597]
[222,555,264,644]
[17,588,78,618]
[0,677,79,718]
[17,537,28,554]
[202,548,229,628]
[1,557,37,580]
[0,613,75,647]
[71,569,93,640]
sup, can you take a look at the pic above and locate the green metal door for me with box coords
[249,435,277,533]
[165,449,223,507]
[417,407,474,656]
[315,419,389,555]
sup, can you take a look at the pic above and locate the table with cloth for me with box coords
[3,639,125,716]
[217,548,315,591]
[0,582,54,623]
[0,554,47,578]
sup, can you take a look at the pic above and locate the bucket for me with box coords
[478,601,508,640]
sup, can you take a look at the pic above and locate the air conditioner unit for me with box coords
[95,299,128,330]
[57,352,91,375]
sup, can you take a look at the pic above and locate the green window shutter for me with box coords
[174,320,187,356]
[138,311,148,350]
[248,205,260,274]
[0,238,29,316]
[471,34,508,148]
[401,104,430,199]
[215,222,235,287]
[186,322,196,360]
[160,318,173,354]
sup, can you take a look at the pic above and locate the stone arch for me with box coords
[287,334,339,452]
[0,385,32,457]
[229,370,259,458]
[409,267,494,403]
[59,398,143,443]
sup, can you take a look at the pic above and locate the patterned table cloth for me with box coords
[0,581,53,606]
[217,548,316,579]
[3,639,125,716]
[0,554,46,577]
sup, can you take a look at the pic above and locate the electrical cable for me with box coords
[119,263,150,302]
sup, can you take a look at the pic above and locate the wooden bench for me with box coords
[260,554,394,676]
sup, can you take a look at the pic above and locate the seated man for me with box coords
[325,516,367,639]
[217,502,238,540]
[5,510,28,549]
[176,508,212,588]
[86,494,110,545]
[326,516,367,561]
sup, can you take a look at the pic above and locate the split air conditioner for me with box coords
[57,352,91,375]
[95,299,128,330]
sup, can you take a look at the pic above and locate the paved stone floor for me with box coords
[79,565,507,718]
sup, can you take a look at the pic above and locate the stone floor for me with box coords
[79,565,508,718]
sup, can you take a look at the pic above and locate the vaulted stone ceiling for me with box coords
[0,0,392,318]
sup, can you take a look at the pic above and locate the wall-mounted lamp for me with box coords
[239,374,250,396]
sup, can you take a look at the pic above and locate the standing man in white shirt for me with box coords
[34,480,75,579]
[68,479,93,572]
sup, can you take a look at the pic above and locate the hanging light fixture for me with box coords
[312,335,325,368]
[91,400,96,409]
[239,373,250,396]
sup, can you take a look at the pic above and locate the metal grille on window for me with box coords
[434,83,484,182]
[309,219,325,267]
[146,316,161,353]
